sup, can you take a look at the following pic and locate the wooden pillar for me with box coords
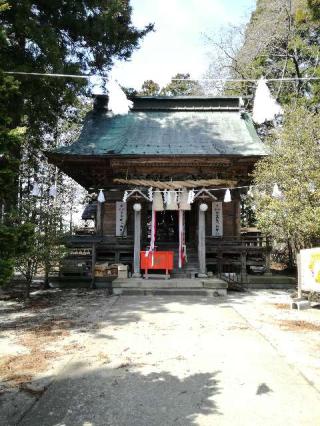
[91,243,96,289]
[96,201,103,235]
[265,237,272,276]
[132,203,142,278]
[241,250,247,283]
[234,198,241,236]
[198,204,208,278]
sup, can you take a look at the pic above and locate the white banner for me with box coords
[212,202,223,237]
[299,247,320,292]
[116,202,127,236]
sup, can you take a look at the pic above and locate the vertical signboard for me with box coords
[300,247,320,292]
[212,202,223,237]
[116,201,127,236]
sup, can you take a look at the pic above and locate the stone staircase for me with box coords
[154,243,199,278]
[112,277,227,296]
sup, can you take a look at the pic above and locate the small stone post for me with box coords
[132,203,142,278]
[198,203,208,278]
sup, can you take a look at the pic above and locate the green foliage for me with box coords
[234,0,320,107]
[139,80,160,96]
[160,73,204,96]
[252,106,320,255]
[0,222,34,286]
[0,1,152,290]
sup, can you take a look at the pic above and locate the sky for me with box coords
[111,0,256,90]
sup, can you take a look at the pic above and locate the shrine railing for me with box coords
[206,235,269,249]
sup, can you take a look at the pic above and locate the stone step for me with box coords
[116,288,226,296]
[114,278,204,288]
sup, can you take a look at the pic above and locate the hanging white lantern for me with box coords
[98,189,105,203]
[49,184,57,198]
[106,79,133,115]
[31,182,40,197]
[272,183,282,198]
[133,203,141,212]
[224,189,232,203]
[252,77,283,124]
[200,203,208,212]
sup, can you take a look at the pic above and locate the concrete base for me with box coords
[131,273,141,278]
[246,275,296,289]
[291,298,310,310]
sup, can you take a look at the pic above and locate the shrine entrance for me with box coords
[147,210,190,243]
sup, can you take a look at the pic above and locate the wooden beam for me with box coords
[132,207,142,278]
[198,205,207,278]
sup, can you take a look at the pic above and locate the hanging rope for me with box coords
[4,71,320,83]
[113,178,237,189]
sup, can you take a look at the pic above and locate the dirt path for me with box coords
[5,292,319,426]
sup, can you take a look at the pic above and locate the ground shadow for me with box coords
[19,364,221,426]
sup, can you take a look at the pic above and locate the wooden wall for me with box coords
[206,200,240,237]
[100,198,240,239]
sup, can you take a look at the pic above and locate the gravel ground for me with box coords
[1,289,320,425]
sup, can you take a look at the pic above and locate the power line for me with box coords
[3,71,320,83]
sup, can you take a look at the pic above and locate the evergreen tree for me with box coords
[160,73,204,96]
[139,80,160,96]
[0,1,153,288]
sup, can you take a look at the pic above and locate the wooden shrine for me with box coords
[46,95,269,284]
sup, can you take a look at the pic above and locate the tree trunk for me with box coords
[44,267,50,289]
[25,278,31,299]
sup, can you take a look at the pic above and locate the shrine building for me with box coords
[46,95,269,287]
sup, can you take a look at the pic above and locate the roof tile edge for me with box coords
[93,95,241,112]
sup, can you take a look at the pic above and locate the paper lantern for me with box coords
[200,203,208,212]
[133,203,141,212]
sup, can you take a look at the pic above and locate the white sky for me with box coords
[111,0,256,90]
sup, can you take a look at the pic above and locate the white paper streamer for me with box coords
[106,79,133,115]
[31,182,40,196]
[224,189,232,203]
[253,77,283,124]
[272,183,282,199]
[98,189,105,203]
[49,184,57,198]
[187,189,195,204]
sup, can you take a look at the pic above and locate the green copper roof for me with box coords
[52,100,266,157]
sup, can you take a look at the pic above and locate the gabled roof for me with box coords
[49,96,266,158]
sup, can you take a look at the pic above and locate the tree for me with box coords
[139,80,160,96]
[234,0,320,106]
[160,73,204,96]
[252,106,320,265]
[0,1,152,289]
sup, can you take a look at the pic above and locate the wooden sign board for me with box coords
[116,201,127,236]
[212,202,223,237]
[299,247,320,292]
